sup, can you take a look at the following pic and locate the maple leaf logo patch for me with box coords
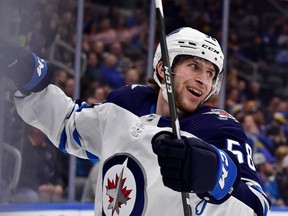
[106,159,132,215]
[102,155,146,216]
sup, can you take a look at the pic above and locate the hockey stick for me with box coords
[154,0,192,216]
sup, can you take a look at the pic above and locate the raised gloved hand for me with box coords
[0,41,54,95]
[152,132,240,203]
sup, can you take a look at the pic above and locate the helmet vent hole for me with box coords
[188,42,196,46]
[202,51,205,55]
[215,58,217,61]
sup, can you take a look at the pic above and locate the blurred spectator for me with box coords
[277,22,288,46]
[75,158,97,201]
[64,77,75,98]
[237,79,248,103]
[134,58,147,81]
[253,152,285,206]
[26,20,45,56]
[107,6,122,28]
[81,162,100,203]
[276,100,288,113]
[40,2,59,51]
[109,42,133,73]
[126,7,147,28]
[226,67,239,90]
[85,21,99,38]
[91,41,106,62]
[13,126,66,203]
[204,94,219,107]
[242,114,274,160]
[58,11,75,43]
[266,112,288,149]
[52,69,68,91]
[84,52,105,85]
[99,53,125,89]
[4,92,24,146]
[226,87,240,111]
[262,25,277,48]
[229,104,244,121]
[88,84,110,104]
[263,96,281,124]
[89,17,117,44]
[245,35,266,63]
[228,31,245,56]
[245,81,264,105]
[83,6,95,34]
[242,114,261,135]
[244,100,266,129]
[275,43,288,67]
[240,3,259,34]
[275,146,288,171]
[121,33,146,61]
[276,155,288,205]
[124,67,142,85]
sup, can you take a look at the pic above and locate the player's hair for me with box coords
[152,27,224,101]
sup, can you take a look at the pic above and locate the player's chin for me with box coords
[178,100,200,114]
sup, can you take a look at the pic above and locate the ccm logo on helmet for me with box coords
[202,44,220,55]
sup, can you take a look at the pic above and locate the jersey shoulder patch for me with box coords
[202,106,239,123]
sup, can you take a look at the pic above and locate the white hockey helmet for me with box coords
[153,27,224,101]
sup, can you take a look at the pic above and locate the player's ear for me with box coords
[156,60,165,83]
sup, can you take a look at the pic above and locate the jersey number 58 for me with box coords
[227,139,256,171]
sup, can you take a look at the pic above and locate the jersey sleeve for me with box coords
[14,84,127,160]
[175,106,271,215]
[206,122,271,215]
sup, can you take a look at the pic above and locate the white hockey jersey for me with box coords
[14,84,270,216]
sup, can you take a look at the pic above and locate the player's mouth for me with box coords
[187,86,202,97]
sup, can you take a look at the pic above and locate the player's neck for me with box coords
[155,91,190,119]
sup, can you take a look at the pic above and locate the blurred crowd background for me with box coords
[2,0,288,207]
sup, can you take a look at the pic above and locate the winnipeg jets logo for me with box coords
[37,57,45,77]
[102,154,146,216]
[106,159,132,215]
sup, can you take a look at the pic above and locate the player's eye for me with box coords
[207,71,214,78]
[189,63,198,70]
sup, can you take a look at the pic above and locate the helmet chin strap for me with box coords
[160,83,169,102]
[153,71,169,103]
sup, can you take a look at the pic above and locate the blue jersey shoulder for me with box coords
[158,105,246,146]
[106,85,157,116]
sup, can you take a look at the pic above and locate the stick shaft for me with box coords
[155,0,192,215]
[155,0,180,140]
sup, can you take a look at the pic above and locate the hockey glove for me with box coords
[0,42,54,95]
[152,132,240,203]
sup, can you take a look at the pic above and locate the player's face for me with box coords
[172,56,215,113]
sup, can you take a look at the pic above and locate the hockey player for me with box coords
[0,27,270,215]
